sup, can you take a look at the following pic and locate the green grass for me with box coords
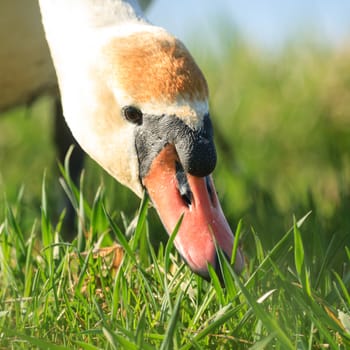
[0,163,349,349]
[1,34,350,348]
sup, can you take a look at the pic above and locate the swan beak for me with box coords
[143,144,244,279]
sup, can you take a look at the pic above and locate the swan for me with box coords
[38,0,244,278]
[0,0,148,233]
[0,0,149,109]
[1,0,84,231]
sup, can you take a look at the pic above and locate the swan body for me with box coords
[0,0,56,111]
[0,0,151,111]
[39,0,244,278]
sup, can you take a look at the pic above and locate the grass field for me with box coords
[1,32,350,348]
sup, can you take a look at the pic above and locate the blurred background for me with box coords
[148,0,350,50]
[1,0,350,261]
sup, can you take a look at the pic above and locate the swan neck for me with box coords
[39,0,146,30]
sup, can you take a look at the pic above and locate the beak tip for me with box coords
[184,245,245,282]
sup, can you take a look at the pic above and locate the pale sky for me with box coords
[147,0,350,50]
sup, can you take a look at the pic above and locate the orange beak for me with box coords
[143,144,244,278]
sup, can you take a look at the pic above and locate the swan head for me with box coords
[56,27,245,279]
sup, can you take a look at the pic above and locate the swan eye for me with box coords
[122,106,143,125]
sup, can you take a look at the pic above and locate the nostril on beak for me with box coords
[205,176,216,205]
[175,161,193,207]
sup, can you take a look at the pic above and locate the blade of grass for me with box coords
[163,214,183,313]
[188,289,216,329]
[207,264,224,305]
[104,205,136,264]
[77,172,86,252]
[249,332,276,350]
[221,252,295,349]
[332,272,350,310]
[314,234,336,289]
[74,341,103,350]
[24,221,36,297]
[41,173,53,267]
[180,304,242,350]
[245,211,311,289]
[164,214,183,276]
[231,219,243,266]
[160,291,183,350]
[103,327,125,350]
[136,306,147,348]
[293,220,312,297]
[216,247,238,300]
[130,192,149,252]
[3,329,71,350]
[6,205,25,256]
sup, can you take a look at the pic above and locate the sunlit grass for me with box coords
[0,164,349,348]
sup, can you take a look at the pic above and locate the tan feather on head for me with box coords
[102,31,208,122]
